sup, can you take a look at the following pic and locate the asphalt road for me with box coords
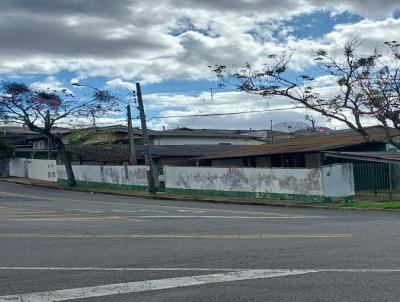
[1,182,400,301]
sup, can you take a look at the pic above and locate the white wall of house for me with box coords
[322,163,355,198]
[9,158,28,178]
[153,137,263,146]
[27,159,58,182]
[164,166,324,196]
[57,165,148,187]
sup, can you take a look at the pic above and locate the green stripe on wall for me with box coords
[58,180,147,191]
[166,187,329,202]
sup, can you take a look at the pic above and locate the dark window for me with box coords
[271,155,282,167]
[249,157,256,167]
[283,153,305,167]
[271,153,305,168]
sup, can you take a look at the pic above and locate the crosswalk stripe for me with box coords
[0,269,315,301]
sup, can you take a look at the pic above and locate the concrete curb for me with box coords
[0,178,393,211]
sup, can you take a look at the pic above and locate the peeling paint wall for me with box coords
[164,166,323,196]
[322,163,355,197]
[57,165,148,187]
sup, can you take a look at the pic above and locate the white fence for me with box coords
[164,164,355,199]
[9,158,57,182]
[57,164,148,187]
[8,158,355,199]
[9,158,28,178]
[27,159,58,182]
[9,158,148,187]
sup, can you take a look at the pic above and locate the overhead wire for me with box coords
[68,106,307,125]
[147,106,306,120]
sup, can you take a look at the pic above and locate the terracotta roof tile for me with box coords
[198,128,395,160]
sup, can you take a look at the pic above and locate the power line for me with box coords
[143,87,226,94]
[59,106,307,127]
[148,106,306,120]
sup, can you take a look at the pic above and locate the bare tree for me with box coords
[0,82,118,186]
[213,39,400,147]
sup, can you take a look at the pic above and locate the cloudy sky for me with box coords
[1,0,400,130]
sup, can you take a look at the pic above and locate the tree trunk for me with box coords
[55,137,76,187]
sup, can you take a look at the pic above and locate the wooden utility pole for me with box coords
[270,120,273,142]
[136,82,156,194]
[127,104,137,164]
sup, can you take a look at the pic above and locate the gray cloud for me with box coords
[0,0,398,83]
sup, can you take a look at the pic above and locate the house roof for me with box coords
[0,126,71,135]
[147,130,262,139]
[324,151,400,163]
[197,128,394,160]
[67,144,248,162]
[79,125,264,140]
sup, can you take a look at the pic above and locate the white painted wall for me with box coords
[154,137,263,146]
[57,165,148,187]
[9,158,28,178]
[27,159,58,182]
[9,157,355,199]
[165,164,356,198]
[322,163,355,198]
[164,166,323,196]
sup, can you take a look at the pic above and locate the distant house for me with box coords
[230,129,293,142]
[195,128,399,168]
[67,144,248,166]
[0,126,71,158]
[70,125,265,146]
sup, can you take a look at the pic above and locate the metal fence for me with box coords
[354,161,400,201]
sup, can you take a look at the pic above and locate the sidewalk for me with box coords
[0,177,342,209]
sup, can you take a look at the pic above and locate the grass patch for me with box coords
[337,201,400,209]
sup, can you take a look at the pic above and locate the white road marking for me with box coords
[0,233,352,238]
[177,209,206,213]
[1,267,400,301]
[2,267,400,273]
[67,209,103,213]
[0,191,300,217]
[111,209,168,213]
[124,215,324,219]
[0,269,314,301]
[0,267,236,272]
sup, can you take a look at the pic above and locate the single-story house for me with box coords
[0,126,71,159]
[70,125,265,146]
[195,127,399,168]
[66,144,248,167]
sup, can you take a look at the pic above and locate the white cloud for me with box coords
[0,0,399,131]
[0,1,398,84]
[29,76,73,95]
[106,78,136,90]
[142,90,324,130]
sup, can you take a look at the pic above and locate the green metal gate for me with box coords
[354,162,400,200]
